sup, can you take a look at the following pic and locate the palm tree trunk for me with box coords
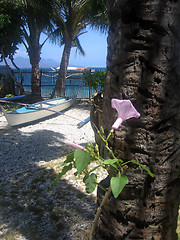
[93,0,180,239]
[31,63,40,94]
[29,47,41,95]
[53,42,72,97]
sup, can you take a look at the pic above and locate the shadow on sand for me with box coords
[0,126,95,240]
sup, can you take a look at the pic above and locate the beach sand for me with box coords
[0,100,106,240]
[0,100,94,178]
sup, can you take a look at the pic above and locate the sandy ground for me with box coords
[0,100,103,240]
[0,100,95,178]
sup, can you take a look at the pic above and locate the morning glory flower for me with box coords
[111,99,140,129]
[66,142,84,151]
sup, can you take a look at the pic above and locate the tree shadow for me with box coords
[0,128,95,240]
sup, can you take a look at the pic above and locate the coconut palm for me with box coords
[91,0,180,239]
[51,0,108,97]
[21,0,54,94]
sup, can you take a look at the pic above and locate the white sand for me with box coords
[0,100,95,179]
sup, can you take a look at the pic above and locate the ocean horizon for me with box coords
[0,56,106,69]
[11,66,106,70]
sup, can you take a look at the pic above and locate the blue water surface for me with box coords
[13,67,106,98]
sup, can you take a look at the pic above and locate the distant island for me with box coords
[0,57,60,68]
[0,56,105,69]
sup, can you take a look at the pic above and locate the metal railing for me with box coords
[13,69,96,99]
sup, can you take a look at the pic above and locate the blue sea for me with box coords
[13,67,106,98]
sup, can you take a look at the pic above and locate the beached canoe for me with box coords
[0,97,75,127]
[0,94,34,102]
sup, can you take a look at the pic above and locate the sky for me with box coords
[14,27,108,68]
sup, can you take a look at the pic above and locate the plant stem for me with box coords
[105,143,116,159]
[98,183,108,192]
[90,186,112,240]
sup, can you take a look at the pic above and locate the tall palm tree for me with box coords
[92,0,180,239]
[52,0,108,97]
[21,0,54,94]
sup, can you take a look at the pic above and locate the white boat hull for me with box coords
[0,97,75,127]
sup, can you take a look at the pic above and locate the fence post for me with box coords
[88,68,92,101]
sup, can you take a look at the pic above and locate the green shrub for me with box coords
[83,70,106,92]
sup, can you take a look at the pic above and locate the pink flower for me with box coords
[111,99,140,129]
[66,142,84,151]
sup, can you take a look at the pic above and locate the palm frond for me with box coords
[49,27,64,46]
[76,30,88,38]
[50,0,108,56]
[73,37,85,56]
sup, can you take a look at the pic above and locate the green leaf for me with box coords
[127,160,155,178]
[83,173,89,183]
[109,163,119,170]
[89,165,102,174]
[64,152,74,163]
[110,175,129,198]
[50,164,72,189]
[104,159,120,164]
[74,149,91,174]
[84,173,97,193]
[103,159,119,170]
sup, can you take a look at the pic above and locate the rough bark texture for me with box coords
[93,0,180,239]
[29,46,41,95]
[90,91,103,143]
